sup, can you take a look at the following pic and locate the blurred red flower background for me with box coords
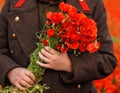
[0,0,4,11]
[94,0,120,93]
[0,0,120,92]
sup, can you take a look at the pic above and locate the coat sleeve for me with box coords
[59,0,117,84]
[0,0,20,86]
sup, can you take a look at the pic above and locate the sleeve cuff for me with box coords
[0,54,20,86]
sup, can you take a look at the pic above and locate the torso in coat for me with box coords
[6,0,96,93]
[0,0,117,93]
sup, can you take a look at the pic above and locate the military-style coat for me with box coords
[0,0,117,93]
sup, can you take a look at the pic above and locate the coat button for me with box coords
[77,84,81,90]
[12,33,16,38]
[15,16,20,21]
[10,50,14,54]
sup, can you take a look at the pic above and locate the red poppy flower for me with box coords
[75,12,87,25]
[47,29,55,37]
[70,33,80,41]
[79,42,88,52]
[80,35,89,43]
[60,45,68,52]
[59,2,70,13]
[46,12,64,24]
[85,20,97,38]
[59,2,77,18]
[66,41,79,50]
[41,39,48,46]
[68,6,77,18]
[46,12,53,20]
[87,41,101,53]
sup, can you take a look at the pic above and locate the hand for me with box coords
[36,46,73,73]
[7,67,35,91]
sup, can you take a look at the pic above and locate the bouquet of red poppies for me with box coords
[41,2,100,54]
[0,2,100,93]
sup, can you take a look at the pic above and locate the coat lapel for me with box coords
[7,0,39,57]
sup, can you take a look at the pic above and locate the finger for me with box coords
[38,52,50,63]
[40,48,53,58]
[15,83,25,91]
[20,80,32,88]
[44,46,57,55]
[36,61,51,68]
[22,73,35,85]
[26,71,35,82]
